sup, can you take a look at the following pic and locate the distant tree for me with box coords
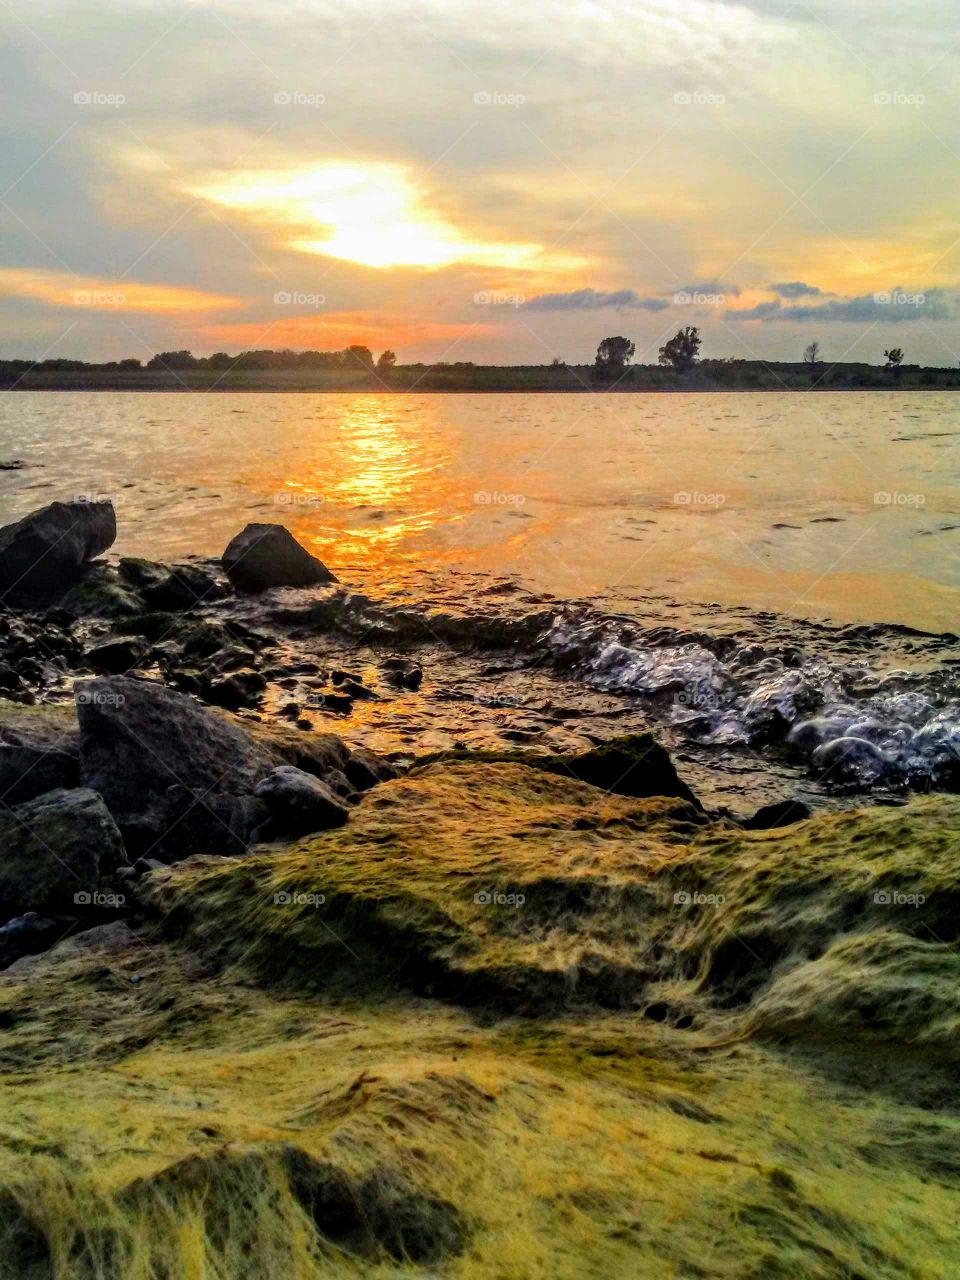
[147,350,197,370]
[595,336,635,374]
[802,340,822,376]
[550,357,567,369]
[884,347,904,378]
[377,349,397,369]
[658,327,701,374]
[207,352,232,370]
[343,344,374,370]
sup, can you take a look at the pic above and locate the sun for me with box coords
[190,161,584,272]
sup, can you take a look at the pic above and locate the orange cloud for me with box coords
[0,268,243,314]
[197,311,492,352]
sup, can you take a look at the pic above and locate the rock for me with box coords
[742,799,812,830]
[341,680,378,700]
[144,563,227,611]
[812,737,890,785]
[345,746,398,790]
[85,636,151,674]
[133,857,166,877]
[221,524,337,594]
[0,787,127,917]
[202,669,267,710]
[380,657,423,690]
[76,676,278,858]
[5,921,138,975]
[254,765,349,836]
[55,562,143,619]
[0,912,62,970]
[317,693,353,714]
[0,500,116,607]
[0,724,79,804]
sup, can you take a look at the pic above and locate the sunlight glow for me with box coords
[190,162,584,271]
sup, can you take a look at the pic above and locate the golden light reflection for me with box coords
[285,397,465,579]
[189,162,588,271]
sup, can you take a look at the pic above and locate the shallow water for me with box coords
[3,390,960,800]
[1,390,958,632]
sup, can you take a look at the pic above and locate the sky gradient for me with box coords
[3,0,960,365]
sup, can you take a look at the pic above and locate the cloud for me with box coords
[678,280,741,297]
[524,288,668,311]
[0,268,243,315]
[770,281,822,298]
[729,289,949,323]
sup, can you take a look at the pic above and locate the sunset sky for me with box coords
[3,0,960,365]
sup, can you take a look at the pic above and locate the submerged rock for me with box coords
[221,524,337,594]
[0,500,116,607]
[0,787,127,917]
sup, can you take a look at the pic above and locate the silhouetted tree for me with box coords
[147,350,197,370]
[658,327,701,374]
[802,341,822,378]
[884,347,904,377]
[343,344,374,370]
[595,336,635,373]
[377,349,397,369]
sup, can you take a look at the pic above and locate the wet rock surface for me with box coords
[0,499,117,606]
[221,523,337,593]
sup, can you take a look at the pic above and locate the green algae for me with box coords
[2,756,960,1277]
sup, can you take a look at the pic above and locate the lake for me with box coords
[1,390,958,634]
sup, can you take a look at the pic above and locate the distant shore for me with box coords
[4,361,960,393]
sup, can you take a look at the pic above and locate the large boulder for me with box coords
[0,500,116,607]
[0,787,127,917]
[221,524,337,594]
[74,676,376,859]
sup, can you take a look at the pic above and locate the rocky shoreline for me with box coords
[1,499,959,1277]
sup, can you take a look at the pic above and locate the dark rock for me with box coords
[330,669,362,685]
[344,746,398,790]
[5,921,138,975]
[0,787,127,917]
[221,523,337,594]
[143,563,227,611]
[254,765,349,836]
[0,500,116,607]
[317,693,353,714]
[341,680,378,700]
[742,799,812,830]
[278,702,301,719]
[0,721,79,804]
[56,563,142,619]
[380,657,423,690]
[0,911,62,970]
[133,857,166,877]
[202,669,266,710]
[76,676,279,859]
[418,734,701,808]
[85,637,151,674]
